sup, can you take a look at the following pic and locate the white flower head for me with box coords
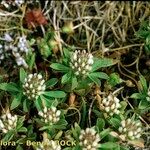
[100,93,121,116]
[70,50,94,77]
[119,119,142,141]
[79,127,100,150]
[36,139,61,150]
[17,36,29,53]
[4,33,13,42]
[0,112,18,133]
[23,73,46,100]
[39,107,61,125]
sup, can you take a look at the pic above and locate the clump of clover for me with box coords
[50,48,114,90]
[130,75,150,114]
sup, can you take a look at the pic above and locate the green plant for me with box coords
[130,75,150,113]
[50,48,115,93]
[0,111,26,142]
[64,122,126,150]
[0,1,149,150]
[0,68,66,112]
[136,20,150,54]
[36,105,67,132]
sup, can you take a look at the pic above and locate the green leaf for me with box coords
[35,96,43,111]
[88,74,101,85]
[27,125,35,136]
[96,118,105,132]
[38,39,51,58]
[28,53,35,70]
[109,118,120,129]
[39,94,54,107]
[29,38,36,45]
[74,122,81,132]
[138,99,150,110]
[99,128,110,140]
[130,93,144,99]
[10,93,22,110]
[54,119,68,129]
[55,131,63,139]
[16,145,24,150]
[63,48,71,58]
[43,91,66,98]
[139,75,148,93]
[120,146,129,150]
[50,63,70,72]
[92,58,114,72]
[120,101,127,112]
[25,50,36,70]
[18,127,27,133]
[23,99,30,112]
[108,73,122,87]
[89,72,109,80]
[0,83,19,92]
[61,72,71,84]
[71,76,78,90]
[72,123,81,140]
[72,126,78,140]
[39,125,51,131]
[100,142,118,149]
[19,68,27,83]
[17,116,25,129]
[46,78,58,88]
[2,130,14,142]
[73,145,81,150]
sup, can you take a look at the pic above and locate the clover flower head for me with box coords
[119,119,142,141]
[79,127,100,150]
[100,93,121,116]
[70,50,94,76]
[0,112,18,133]
[36,139,61,150]
[38,106,61,124]
[23,73,46,100]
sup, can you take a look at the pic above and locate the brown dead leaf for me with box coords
[24,8,48,29]
[69,93,76,106]
[110,131,119,138]
[128,139,144,148]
